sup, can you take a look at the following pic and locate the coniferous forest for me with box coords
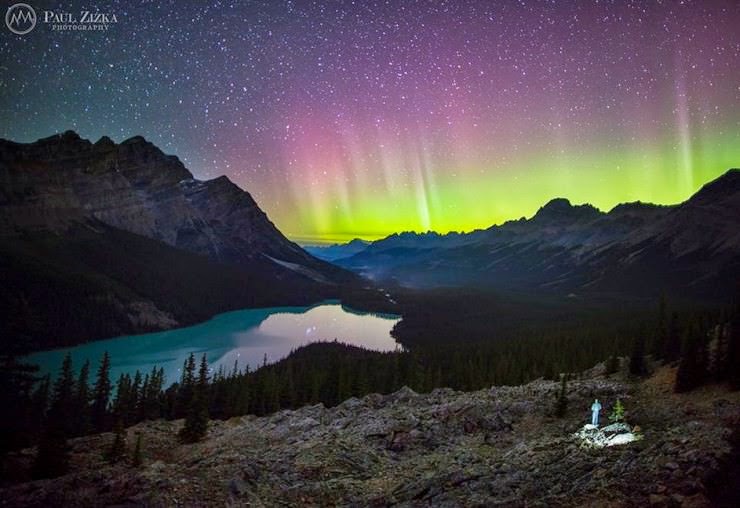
[2,294,737,479]
[2,0,739,504]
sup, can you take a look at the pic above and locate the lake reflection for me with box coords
[25,303,401,386]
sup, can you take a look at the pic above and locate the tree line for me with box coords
[1,296,737,480]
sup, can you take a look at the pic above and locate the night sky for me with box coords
[1,1,739,243]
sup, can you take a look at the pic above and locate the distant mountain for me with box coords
[0,131,361,351]
[304,238,371,262]
[336,169,740,300]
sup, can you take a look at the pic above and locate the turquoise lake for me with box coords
[25,303,401,385]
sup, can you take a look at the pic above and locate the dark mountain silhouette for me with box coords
[335,169,740,300]
[0,131,352,280]
[0,132,364,352]
[2,131,736,350]
[304,238,371,261]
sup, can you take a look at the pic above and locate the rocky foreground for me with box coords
[2,366,738,507]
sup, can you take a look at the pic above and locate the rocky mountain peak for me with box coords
[37,130,88,147]
[533,198,602,223]
[687,168,740,205]
[60,129,82,141]
[209,174,238,188]
[121,135,148,145]
[93,135,116,149]
[541,197,572,209]
[337,168,739,298]
[346,238,370,247]
[609,201,663,214]
[116,134,181,167]
[0,132,348,284]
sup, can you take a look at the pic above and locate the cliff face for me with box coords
[1,366,738,506]
[0,132,358,351]
[0,131,345,280]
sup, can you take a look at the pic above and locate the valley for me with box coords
[323,170,740,302]
[2,1,739,504]
[1,132,738,506]
[24,303,400,387]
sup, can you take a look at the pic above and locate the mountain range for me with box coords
[329,169,740,300]
[0,131,361,351]
[304,238,371,261]
[2,131,737,351]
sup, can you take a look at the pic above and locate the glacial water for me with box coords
[25,303,401,385]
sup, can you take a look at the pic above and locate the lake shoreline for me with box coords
[23,303,402,387]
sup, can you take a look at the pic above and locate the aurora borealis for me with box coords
[1,1,739,243]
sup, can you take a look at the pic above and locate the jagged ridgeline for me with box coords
[2,131,738,353]
[1,133,739,506]
[0,131,386,352]
[334,169,740,299]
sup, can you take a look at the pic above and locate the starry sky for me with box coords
[1,0,739,243]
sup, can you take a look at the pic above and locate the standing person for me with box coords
[591,399,602,426]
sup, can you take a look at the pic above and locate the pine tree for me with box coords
[33,354,75,478]
[28,374,50,443]
[336,361,350,403]
[106,420,127,463]
[91,352,112,432]
[176,354,196,418]
[179,354,210,443]
[74,360,91,436]
[0,355,41,454]
[652,295,668,358]
[282,360,297,408]
[663,312,682,362]
[32,423,69,479]
[229,366,250,417]
[609,399,625,423]
[675,323,708,393]
[138,373,150,420]
[706,324,724,380]
[112,373,131,422]
[155,367,166,416]
[138,367,165,420]
[197,354,209,396]
[53,353,77,436]
[163,383,179,420]
[128,370,142,425]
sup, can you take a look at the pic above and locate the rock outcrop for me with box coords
[2,367,738,506]
[575,422,640,448]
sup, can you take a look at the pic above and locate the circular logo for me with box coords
[5,3,36,35]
